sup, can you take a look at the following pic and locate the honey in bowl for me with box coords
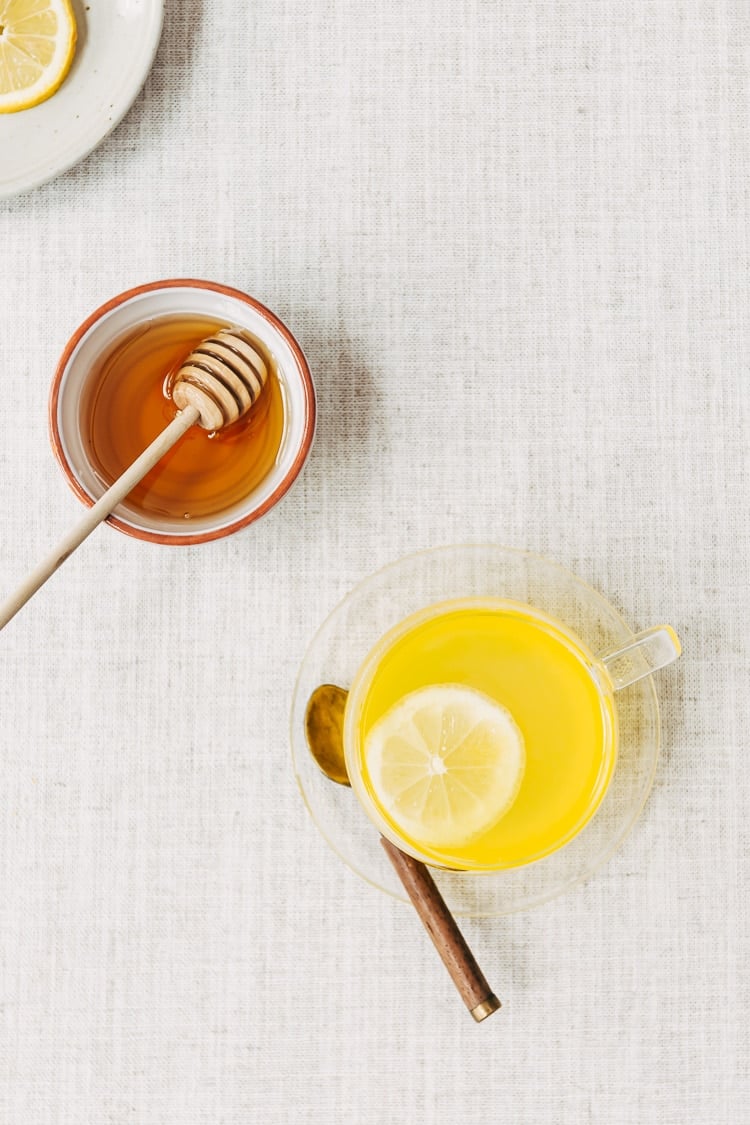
[80,313,286,522]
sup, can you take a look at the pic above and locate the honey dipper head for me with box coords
[172,328,269,431]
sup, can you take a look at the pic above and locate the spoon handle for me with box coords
[379,836,500,1021]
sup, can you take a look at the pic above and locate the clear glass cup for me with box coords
[291,546,681,916]
[342,597,678,872]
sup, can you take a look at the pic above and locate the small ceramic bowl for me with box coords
[49,279,316,545]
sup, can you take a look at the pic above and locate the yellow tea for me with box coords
[348,599,617,870]
[81,313,286,521]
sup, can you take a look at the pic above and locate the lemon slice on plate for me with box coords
[0,0,77,114]
[364,685,526,850]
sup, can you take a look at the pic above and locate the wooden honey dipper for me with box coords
[0,328,268,630]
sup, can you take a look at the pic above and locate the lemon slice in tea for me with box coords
[0,0,77,114]
[364,685,525,850]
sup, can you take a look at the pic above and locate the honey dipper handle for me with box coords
[0,405,200,631]
[379,836,501,1021]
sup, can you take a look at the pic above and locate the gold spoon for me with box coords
[305,683,500,1022]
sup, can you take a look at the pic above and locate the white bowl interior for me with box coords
[55,286,312,538]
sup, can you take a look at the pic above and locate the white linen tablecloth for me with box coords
[0,1,747,1121]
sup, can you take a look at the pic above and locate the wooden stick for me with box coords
[380,835,500,1021]
[0,405,199,631]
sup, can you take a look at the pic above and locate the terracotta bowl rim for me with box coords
[49,278,316,546]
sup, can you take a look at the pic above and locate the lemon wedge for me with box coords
[364,685,525,850]
[0,0,77,114]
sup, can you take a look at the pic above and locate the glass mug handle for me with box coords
[599,625,681,690]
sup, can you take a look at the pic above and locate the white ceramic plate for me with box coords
[0,0,164,199]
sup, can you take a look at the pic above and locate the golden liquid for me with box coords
[81,314,286,521]
[353,600,617,870]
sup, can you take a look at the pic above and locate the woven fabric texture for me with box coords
[0,1,747,1121]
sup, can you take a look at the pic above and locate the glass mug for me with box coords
[291,546,681,915]
[342,597,680,873]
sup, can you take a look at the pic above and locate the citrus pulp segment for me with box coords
[0,0,77,114]
[364,685,526,849]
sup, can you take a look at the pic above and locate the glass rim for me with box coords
[342,594,619,872]
[290,544,662,917]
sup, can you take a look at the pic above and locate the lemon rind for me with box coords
[0,0,77,114]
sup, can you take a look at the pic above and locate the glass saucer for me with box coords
[290,545,660,917]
